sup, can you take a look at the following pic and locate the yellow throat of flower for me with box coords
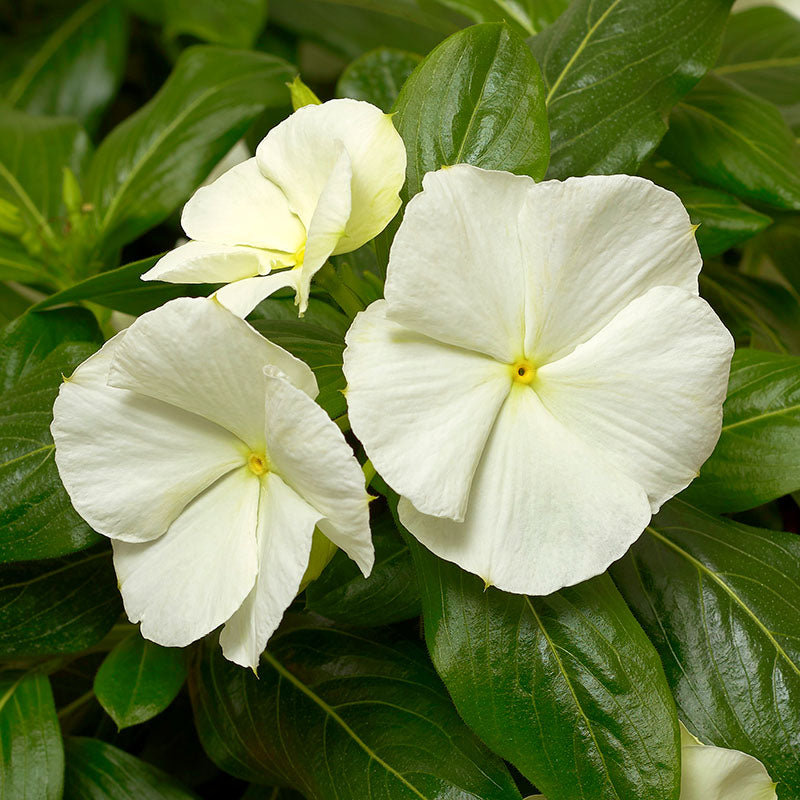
[511,359,537,386]
[247,452,269,476]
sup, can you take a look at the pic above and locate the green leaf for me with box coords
[660,74,800,211]
[434,0,568,36]
[64,737,198,799]
[681,348,800,513]
[408,537,680,800]
[305,502,420,626]
[0,548,121,656]
[640,165,772,257]
[337,48,421,112]
[716,7,800,133]
[0,235,48,284]
[751,220,800,299]
[0,673,64,800]
[86,46,294,253]
[189,624,522,798]
[0,308,103,562]
[531,0,733,179]
[394,22,549,199]
[2,0,128,132]
[94,633,187,730]
[611,499,800,799]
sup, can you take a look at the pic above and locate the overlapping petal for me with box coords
[52,336,244,543]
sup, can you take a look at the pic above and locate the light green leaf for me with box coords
[64,737,198,800]
[612,499,800,799]
[337,48,421,112]
[0,308,103,562]
[682,348,800,513]
[0,674,63,800]
[94,633,187,730]
[189,624,522,798]
[408,536,681,800]
[86,46,294,253]
[434,0,567,36]
[394,22,550,199]
[531,0,733,179]
[2,0,128,132]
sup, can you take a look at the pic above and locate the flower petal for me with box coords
[263,366,373,574]
[519,175,702,363]
[213,270,299,319]
[384,165,533,362]
[52,335,244,543]
[399,384,652,596]
[344,300,511,522]
[107,298,317,449]
[256,98,405,252]
[181,158,305,253]
[537,286,733,512]
[113,466,260,647]
[219,472,320,670]
[142,240,289,284]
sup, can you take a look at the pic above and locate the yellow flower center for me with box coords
[294,244,306,266]
[511,359,536,385]
[247,452,269,476]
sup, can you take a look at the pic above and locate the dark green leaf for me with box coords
[660,74,800,211]
[64,737,198,799]
[94,633,187,730]
[0,283,33,326]
[751,219,800,299]
[682,348,800,513]
[337,48,421,112]
[532,0,733,179]
[716,7,800,133]
[190,624,522,798]
[409,537,680,800]
[86,46,294,253]
[0,548,121,656]
[394,22,550,198]
[434,0,568,36]
[0,308,103,562]
[306,502,420,626]
[611,499,800,799]
[0,673,63,800]
[2,0,128,132]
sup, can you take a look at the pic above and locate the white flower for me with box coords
[732,0,800,18]
[142,99,406,317]
[51,298,373,669]
[343,165,733,596]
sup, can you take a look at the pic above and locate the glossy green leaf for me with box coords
[94,634,187,730]
[682,348,800,513]
[2,0,128,132]
[189,624,522,799]
[532,0,733,179]
[337,48,421,112]
[86,46,294,253]
[660,74,800,211]
[0,308,103,562]
[716,7,800,133]
[611,499,800,799]
[752,220,800,298]
[434,0,567,35]
[0,673,63,800]
[394,22,549,198]
[63,737,198,800]
[306,502,420,626]
[408,538,680,800]
[0,548,121,656]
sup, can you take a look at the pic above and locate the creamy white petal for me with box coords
[219,472,320,670]
[399,384,652,595]
[142,240,289,284]
[519,175,702,363]
[384,165,533,362]
[345,301,511,522]
[113,466,260,647]
[107,298,317,449]
[680,725,777,800]
[256,98,405,251]
[213,270,299,319]
[181,158,305,253]
[264,367,373,574]
[52,335,244,543]
[537,286,733,512]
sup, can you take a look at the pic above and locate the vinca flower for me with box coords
[141,99,406,316]
[344,165,734,596]
[51,298,373,669]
